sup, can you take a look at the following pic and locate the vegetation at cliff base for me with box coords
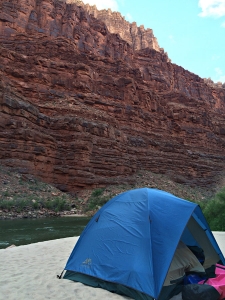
[85,188,112,212]
[200,187,225,231]
[0,165,74,217]
[0,193,70,213]
[1,165,225,231]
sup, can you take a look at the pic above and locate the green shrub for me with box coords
[0,196,70,212]
[216,187,225,202]
[86,188,112,212]
[2,191,10,197]
[0,199,15,210]
[45,197,70,212]
[17,199,28,211]
[202,187,225,231]
[91,188,104,197]
[87,195,110,211]
[0,198,29,212]
[32,201,39,209]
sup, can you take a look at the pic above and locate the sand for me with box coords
[0,232,224,300]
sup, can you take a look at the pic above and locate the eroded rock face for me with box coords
[76,0,162,52]
[0,0,225,192]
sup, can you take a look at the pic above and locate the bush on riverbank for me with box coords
[1,165,225,226]
[44,197,70,212]
[0,166,76,218]
[201,187,225,231]
[0,195,70,213]
[85,188,112,212]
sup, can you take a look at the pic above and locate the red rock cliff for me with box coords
[73,0,163,53]
[0,0,225,192]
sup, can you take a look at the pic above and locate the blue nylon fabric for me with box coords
[146,189,196,296]
[64,188,223,299]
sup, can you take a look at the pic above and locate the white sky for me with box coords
[81,0,118,10]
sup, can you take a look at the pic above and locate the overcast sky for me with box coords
[82,0,225,83]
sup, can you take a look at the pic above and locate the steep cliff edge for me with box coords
[0,0,225,193]
[72,0,163,53]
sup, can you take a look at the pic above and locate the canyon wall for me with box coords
[0,0,225,192]
[73,0,163,53]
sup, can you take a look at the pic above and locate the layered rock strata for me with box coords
[73,0,162,52]
[0,0,225,192]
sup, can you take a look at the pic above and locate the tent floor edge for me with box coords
[63,270,154,300]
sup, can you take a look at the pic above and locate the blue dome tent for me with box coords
[63,188,225,299]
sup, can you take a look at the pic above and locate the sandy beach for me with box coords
[0,232,224,300]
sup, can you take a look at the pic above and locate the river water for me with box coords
[0,216,90,249]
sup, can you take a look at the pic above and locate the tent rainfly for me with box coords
[63,188,225,300]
